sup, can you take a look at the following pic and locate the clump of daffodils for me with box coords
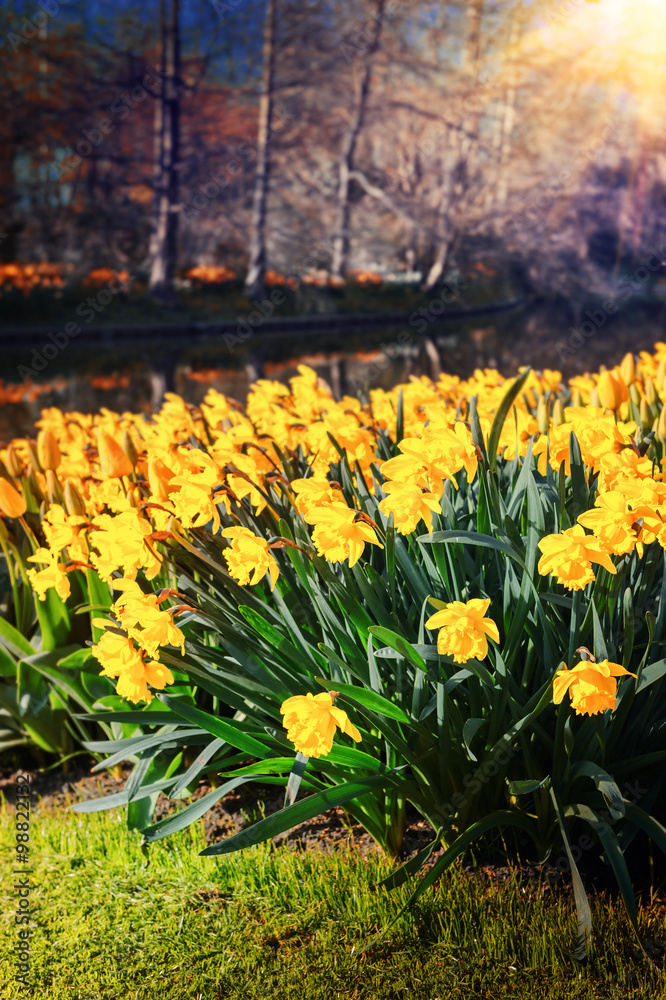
[3,345,666,713]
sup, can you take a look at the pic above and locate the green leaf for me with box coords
[550,788,592,960]
[199,769,404,856]
[417,530,527,572]
[0,615,34,658]
[159,694,275,757]
[313,677,411,724]
[70,777,177,813]
[569,762,625,820]
[487,367,532,473]
[141,776,257,842]
[367,626,427,672]
[568,432,588,521]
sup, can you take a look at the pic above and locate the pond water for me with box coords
[1,297,664,444]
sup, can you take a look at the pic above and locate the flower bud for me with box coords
[97,431,133,479]
[658,359,666,391]
[121,430,138,469]
[590,386,600,407]
[597,371,627,410]
[628,383,641,407]
[27,439,42,474]
[536,398,549,435]
[64,479,87,516]
[552,398,565,426]
[620,352,635,386]
[658,407,666,446]
[571,388,583,408]
[37,430,61,471]
[645,375,658,406]
[46,469,64,504]
[640,398,653,434]
[0,479,27,518]
[5,443,24,478]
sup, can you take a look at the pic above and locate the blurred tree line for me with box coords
[0,0,664,305]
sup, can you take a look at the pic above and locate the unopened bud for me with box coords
[37,430,62,471]
[46,469,63,504]
[552,398,565,426]
[658,359,666,391]
[536,398,549,435]
[121,430,138,469]
[0,479,27,519]
[64,479,87,516]
[27,440,43,474]
[657,406,666,446]
[645,376,658,406]
[620,352,635,386]
[571,388,582,408]
[590,386,600,407]
[5,443,24,478]
[640,398,653,434]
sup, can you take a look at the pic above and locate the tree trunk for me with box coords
[424,1,483,292]
[149,0,181,303]
[244,0,277,302]
[331,0,386,279]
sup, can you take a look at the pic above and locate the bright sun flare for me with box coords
[536,0,666,118]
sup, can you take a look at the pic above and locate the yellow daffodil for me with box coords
[308,501,383,567]
[553,658,636,715]
[280,691,362,758]
[425,598,500,663]
[378,480,441,534]
[221,526,279,589]
[538,525,617,590]
[91,631,174,704]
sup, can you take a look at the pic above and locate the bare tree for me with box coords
[330,0,386,279]
[149,0,181,301]
[244,0,277,301]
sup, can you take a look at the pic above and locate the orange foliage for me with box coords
[0,262,68,295]
[84,269,130,287]
[185,266,236,285]
[349,270,383,286]
[265,270,298,289]
[89,372,131,390]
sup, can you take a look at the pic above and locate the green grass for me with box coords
[1,794,665,999]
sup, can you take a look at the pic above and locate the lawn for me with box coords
[1,793,665,999]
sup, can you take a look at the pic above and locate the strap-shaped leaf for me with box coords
[141,775,257,842]
[550,788,592,961]
[367,626,427,672]
[285,752,309,807]
[199,769,405,856]
[487,367,532,472]
[314,676,411,723]
[159,693,274,757]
